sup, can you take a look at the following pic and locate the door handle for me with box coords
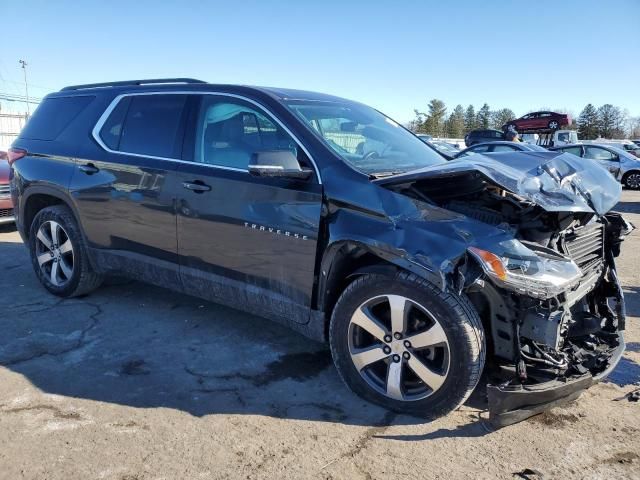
[182,181,211,193]
[79,163,99,175]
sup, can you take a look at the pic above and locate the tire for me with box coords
[548,120,559,130]
[329,272,485,419]
[28,205,103,297]
[623,171,640,190]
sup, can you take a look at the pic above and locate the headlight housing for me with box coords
[468,241,582,300]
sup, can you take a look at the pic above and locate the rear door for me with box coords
[584,146,621,179]
[72,93,188,284]
[175,94,322,323]
[537,112,552,129]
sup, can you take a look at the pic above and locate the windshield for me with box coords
[285,100,445,175]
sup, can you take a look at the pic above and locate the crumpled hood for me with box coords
[374,151,621,216]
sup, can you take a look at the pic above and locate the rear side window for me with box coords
[560,146,582,156]
[471,145,490,153]
[491,144,517,152]
[99,94,187,158]
[20,95,94,141]
[585,146,616,161]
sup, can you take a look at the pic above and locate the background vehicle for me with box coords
[522,130,578,148]
[416,134,432,142]
[464,128,504,147]
[0,151,14,225]
[633,139,640,146]
[428,140,460,157]
[505,111,570,131]
[582,139,640,158]
[9,79,630,426]
[454,141,547,158]
[550,143,640,188]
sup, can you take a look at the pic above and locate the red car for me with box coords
[0,150,14,225]
[505,111,570,132]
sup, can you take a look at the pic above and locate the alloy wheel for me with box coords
[549,121,559,129]
[35,220,74,286]
[626,173,640,189]
[348,294,450,401]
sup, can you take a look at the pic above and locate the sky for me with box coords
[1,0,639,123]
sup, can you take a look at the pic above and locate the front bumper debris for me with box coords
[487,332,625,428]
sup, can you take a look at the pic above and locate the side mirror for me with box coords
[248,150,313,180]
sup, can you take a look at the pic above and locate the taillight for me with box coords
[7,148,27,166]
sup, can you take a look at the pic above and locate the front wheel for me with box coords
[29,205,103,297]
[329,272,485,419]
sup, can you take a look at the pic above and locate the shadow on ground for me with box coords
[0,234,493,432]
[0,223,18,235]
[614,198,640,214]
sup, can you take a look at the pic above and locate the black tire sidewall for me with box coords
[29,206,85,297]
[330,274,483,419]
[623,172,640,190]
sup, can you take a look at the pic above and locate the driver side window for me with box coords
[194,96,305,170]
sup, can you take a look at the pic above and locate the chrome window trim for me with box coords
[91,91,322,183]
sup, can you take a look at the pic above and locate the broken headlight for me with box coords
[468,241,582,299]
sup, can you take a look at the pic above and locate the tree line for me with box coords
[409,100,515,138]
[576,104,639,140]
[410,98,640,139]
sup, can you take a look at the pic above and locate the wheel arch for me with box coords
[20,186,98,270]
[316,239,441,327]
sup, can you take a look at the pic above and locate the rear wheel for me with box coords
[29,205,103,297]
[329,272,485,419]
[623,171,640,190]
[548,120,559,129]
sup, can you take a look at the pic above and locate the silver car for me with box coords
[454,141,548,159]
[550,143,640,189]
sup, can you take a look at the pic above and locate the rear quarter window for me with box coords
[19,95,95,141]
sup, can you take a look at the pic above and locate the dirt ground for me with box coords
[1,191,639,480]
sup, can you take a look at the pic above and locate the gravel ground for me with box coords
[1,191,639,480]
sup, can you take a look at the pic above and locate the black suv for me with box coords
[464,129,505,147]
[9,79,632,426]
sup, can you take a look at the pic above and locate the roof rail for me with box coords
[60,78,207,91]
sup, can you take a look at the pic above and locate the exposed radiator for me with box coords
[560,222,604,277]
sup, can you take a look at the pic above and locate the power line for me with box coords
[0,92,42,104]
[0,79,55,91]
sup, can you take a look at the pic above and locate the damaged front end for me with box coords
[375,151,634,426]
[481,211,631,427]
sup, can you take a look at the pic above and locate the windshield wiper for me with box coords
[368,170,405,179]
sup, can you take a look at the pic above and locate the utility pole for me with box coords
[19,59,30,116]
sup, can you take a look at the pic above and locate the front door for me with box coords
[176,94,322,324]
